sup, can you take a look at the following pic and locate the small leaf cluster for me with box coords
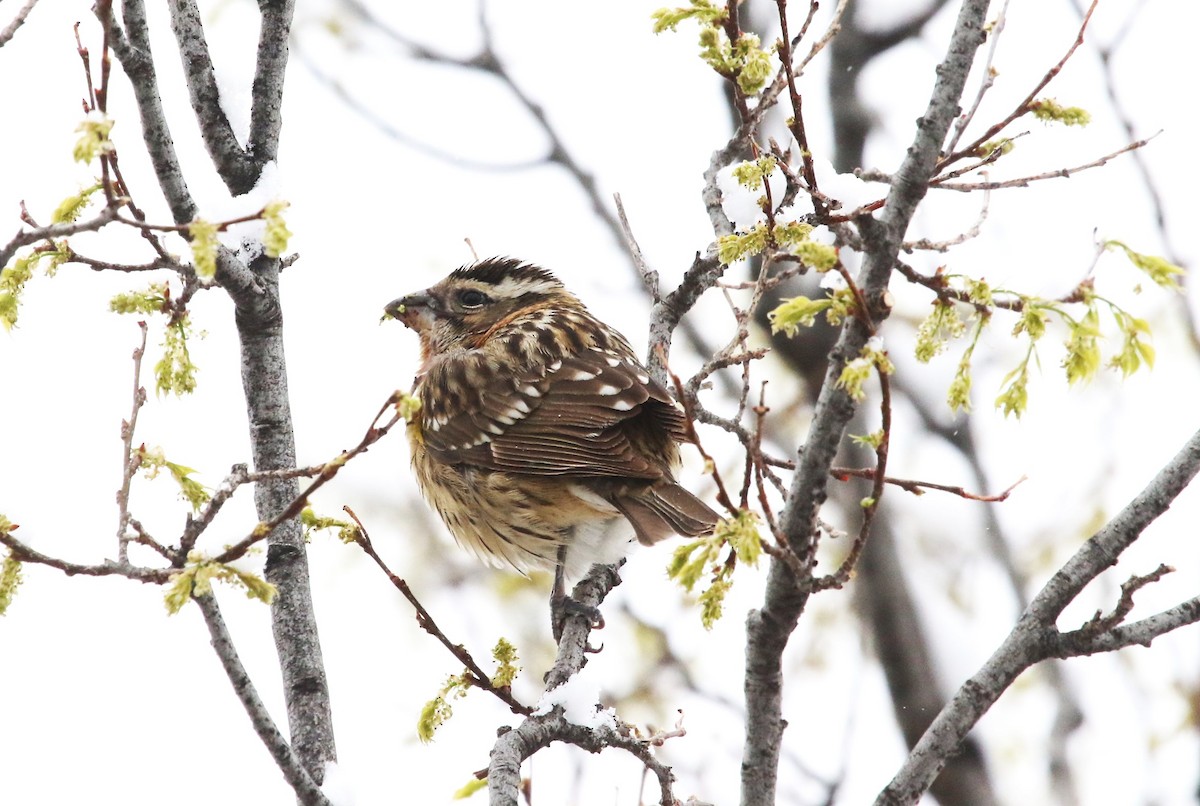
[418,638,521,742]
[137,446,210,511]
[187,218,219,280]
[0,242,70,330]
[110,282,170,315]
[396,392,423,422]
[836,340,894,402]
[300,507,360,544]
[163,550,278,615]
[418,673,472,743]
[651,0,726,32]
[717,218,822,267]
[652,2,774,94]
[452,778,488,800]
[914,242,1181,417]
[262,200,292,258]
[73,114,114,163]
[767,287,854,336]
[731,155,777,191]
[914,300,969,363]
[51,183,104,224]
[668,509,761,629]
[490,637,521,689]
[1030,97,1092,127]
[157,316,199,395]
[1,516,21,616]
[1105,240,1183,290]
[110,283,201,396]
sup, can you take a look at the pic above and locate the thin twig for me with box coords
[830,467,1027,501]
[211,393,404,565]
[934,134,1157,191]
[940,0,1100,169]
[343,508,531,716]
[0,0,40,48]
[116,322,150,563]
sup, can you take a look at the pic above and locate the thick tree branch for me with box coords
[878,425,1200,803]
[0,0,40,49]
[108,0,197,224]
[165,0,293,194]
[194,592,331,806]
[740,2,992,804]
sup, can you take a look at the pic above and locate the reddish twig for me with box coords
[210,393,405,564]
[940,0,1100,169]
[343,507,532,716]
[831,467,1028,502]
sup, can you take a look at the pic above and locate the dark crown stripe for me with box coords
[450,257,562,289]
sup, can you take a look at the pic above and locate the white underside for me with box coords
[558,513,636,582]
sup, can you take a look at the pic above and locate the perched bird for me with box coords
[386,257,718,623]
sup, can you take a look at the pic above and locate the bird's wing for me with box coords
[420,348,688,478]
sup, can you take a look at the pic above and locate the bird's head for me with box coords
[386,258,581,363]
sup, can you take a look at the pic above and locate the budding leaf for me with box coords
[717,224,768,264]
[418,673,471,743]
[453,778,488,800]
[650,0,726,33]
[490,638,520,689]
[1030,98,1091,127]
[73,114,114,163]
[187,218,219,280]
[1,548,23,617]
[768,295,832,336]
[914,302,967,363]
[995,363,1030,419]
[300,507,360,544]
[1104,240,1184,290]
[51,183,103,224]
[262,200,292,258]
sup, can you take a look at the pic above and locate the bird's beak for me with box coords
[384,292,436,331]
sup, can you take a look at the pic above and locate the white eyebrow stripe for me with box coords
[491,277,562,298]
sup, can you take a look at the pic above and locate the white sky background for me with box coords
[2,0,1199,804]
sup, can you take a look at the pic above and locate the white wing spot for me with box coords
[605,356,622,367]
[596,384,620,396]
[548,360,563,372]
[636,373,650,385]
[520,385,542,397]
[570,369,599,381]
[610,399,636,411]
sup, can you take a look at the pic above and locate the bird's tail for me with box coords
[612,483,720,546]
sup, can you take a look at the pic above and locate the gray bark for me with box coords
[740,1,992,803]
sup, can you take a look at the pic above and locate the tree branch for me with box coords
[740,1,992,803]
[193,592,331,806]
[878,425,1200,803]
[0,0,40,49]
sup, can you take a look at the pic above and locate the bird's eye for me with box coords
[457,289,489,308]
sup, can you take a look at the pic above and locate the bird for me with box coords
[385,257,718,630]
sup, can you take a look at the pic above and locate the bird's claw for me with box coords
[551,595,605,642]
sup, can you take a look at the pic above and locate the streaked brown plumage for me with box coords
[386,258,718,593]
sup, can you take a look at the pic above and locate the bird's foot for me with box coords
[551,593,605,643]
